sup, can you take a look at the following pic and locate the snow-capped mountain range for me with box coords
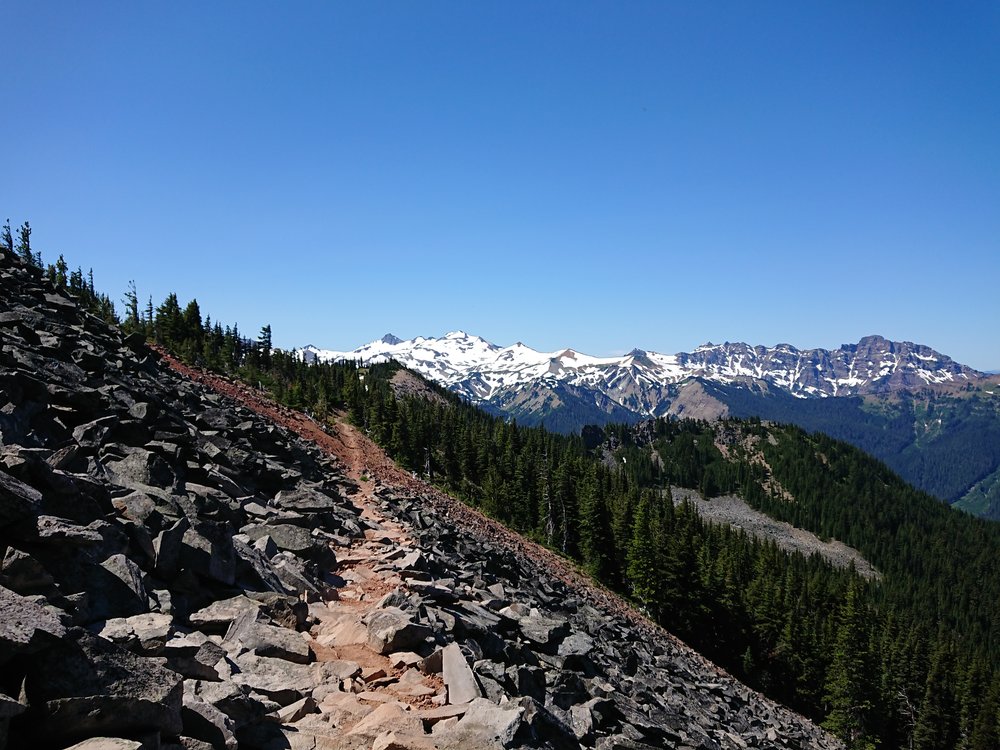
[301,332,983,426]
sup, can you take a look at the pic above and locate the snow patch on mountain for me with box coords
[302,332,983,418]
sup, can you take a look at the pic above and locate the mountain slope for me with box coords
[305,332,1000,512]
[0,247,846,749]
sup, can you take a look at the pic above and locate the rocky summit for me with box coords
[0,252,842,748]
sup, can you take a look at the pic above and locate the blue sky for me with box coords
[2,2,998,368]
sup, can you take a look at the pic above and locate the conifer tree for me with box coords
[54,254,68,289]
[626,491,662,617]
[16,221,32,265]
[969,672,1000,750]
[1,219,12,256]
[259,323,273,368]
[122,281,141,334]
[913,641,959,750]
[579,464,615,582]
[823,579,876,749]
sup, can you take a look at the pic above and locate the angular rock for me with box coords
[165,634,227,681]
[192,678,268,729]
[315,659,362,682]
[182,688,238,750]
[0,584,67,664]
[271,695,318,723]
[180,521,236,586]
[63,739,144,750]
[273,486,339,513]
[35,515,106,545]
[188,595,260,632]
[21,628,183,742]
[364,606,433,655]
[441,697,524,747]
[348,701,423,738]
[153,515,189,576]
[224,608,310,664]
[1,547,53,593]
[244,523,313,554]
[96,612,174,654]
[0,469,41,528]
[232,536,289,594]
[96,553,148,614]
[519,615,570,650]
[231,653,316,706]
[442,643,482,705]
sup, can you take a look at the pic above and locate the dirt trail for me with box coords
[152,347,731,675]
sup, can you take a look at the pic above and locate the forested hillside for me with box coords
[131,294,1000,749]
[7,229,1000,750]
[705,380,1000,514]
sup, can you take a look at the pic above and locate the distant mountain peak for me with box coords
[303,332,984,429]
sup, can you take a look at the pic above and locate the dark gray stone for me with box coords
[232,536,289,594]
[272,486,339,513]
[179,521,236,586]
[182,686,237,750]
[1,547,54,593]
[224,607,310,664]
[520,615,570,650]
[0,583,67,664]
[363,606,433,655]
[21,628,183,742]
[165,635,227,681]
[0,469,41,528]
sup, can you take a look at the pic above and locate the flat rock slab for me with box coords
[348,701,423,738]
[519,616,570,648]
[183,689,238,750]
[244,523,315,555]
[225,609,311,664]
[63,739,144,750]
[97,612,175,654]
[274,486,340,513]
[189,595,260,632]
[232,653,317,706]
[313,609,369,647]
[442,643,482,705]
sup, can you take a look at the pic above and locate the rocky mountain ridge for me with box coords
[303,331,983,423]
[0,257,842,746]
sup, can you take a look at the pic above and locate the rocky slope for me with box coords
[0,254,841,749]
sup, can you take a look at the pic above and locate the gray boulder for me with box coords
[224,608,310,664]
[0,469,41,528]
[442,643,483,704]
[363,606,433,655]
[0,584,67,664]
[21,628,183,742]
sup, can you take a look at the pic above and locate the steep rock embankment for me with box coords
[0,254,841,749]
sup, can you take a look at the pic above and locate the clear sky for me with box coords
[2,2,998,369]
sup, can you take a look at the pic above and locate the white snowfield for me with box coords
[301,332,979,416]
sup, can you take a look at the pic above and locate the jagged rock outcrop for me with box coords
[0,253,841,749]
